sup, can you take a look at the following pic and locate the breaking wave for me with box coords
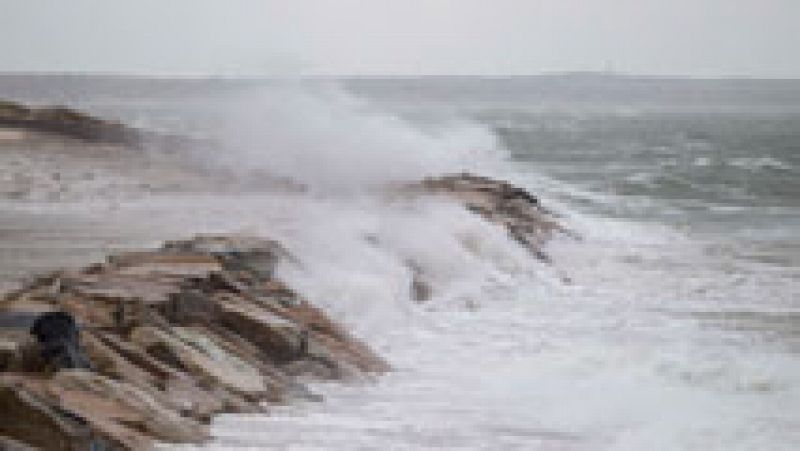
[148,83,798,450]
[2,78,797,449]
[197,83,505,193]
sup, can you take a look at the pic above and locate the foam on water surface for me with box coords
[132,190,797,450]
[2,78,798,450]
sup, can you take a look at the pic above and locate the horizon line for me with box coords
[0,70,799,82]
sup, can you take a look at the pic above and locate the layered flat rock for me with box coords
[0,99,141,146]
[411,172,570,261]
[0,235,388,449]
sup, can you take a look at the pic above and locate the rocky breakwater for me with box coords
[0,236,388,450]
[0,99,194,152]
[413,173,570,261]
[0,168,562,449]
[0,100,142,147]
[399,173,569,301]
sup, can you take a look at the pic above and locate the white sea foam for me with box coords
[141,193,798,450]
[141,84,800,450]
[729,156,792,171]
[198,82,504,193]
[7,81,796,450]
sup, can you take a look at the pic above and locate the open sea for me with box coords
[1,75,798,450]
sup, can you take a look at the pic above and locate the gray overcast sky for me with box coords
[0,0,798,77]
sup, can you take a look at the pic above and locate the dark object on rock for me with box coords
[30,312,91,371]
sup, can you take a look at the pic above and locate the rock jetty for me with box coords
[0,101,562,449]
[0,174,561,449]
[0,236,388,450]
[413,173,568,261]
[0,100,142,147]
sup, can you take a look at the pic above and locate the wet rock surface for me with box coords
[413,173,568,261]
[0,107,561,448]
[0,171,561,447]
[0,100,141,146]
[0,235,389,449]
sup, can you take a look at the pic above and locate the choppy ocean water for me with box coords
[1,75,798,449]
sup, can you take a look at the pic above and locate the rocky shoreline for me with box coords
[0,99,194,153]
[0,102,560,450]
[0,236,390,449]
[0,100,142,147]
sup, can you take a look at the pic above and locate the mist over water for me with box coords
[202,83,503,193]
[1,76,798,449]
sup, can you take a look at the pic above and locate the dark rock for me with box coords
[407,262,432,302]
[411,277,432,303]
[164,289,217,326]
